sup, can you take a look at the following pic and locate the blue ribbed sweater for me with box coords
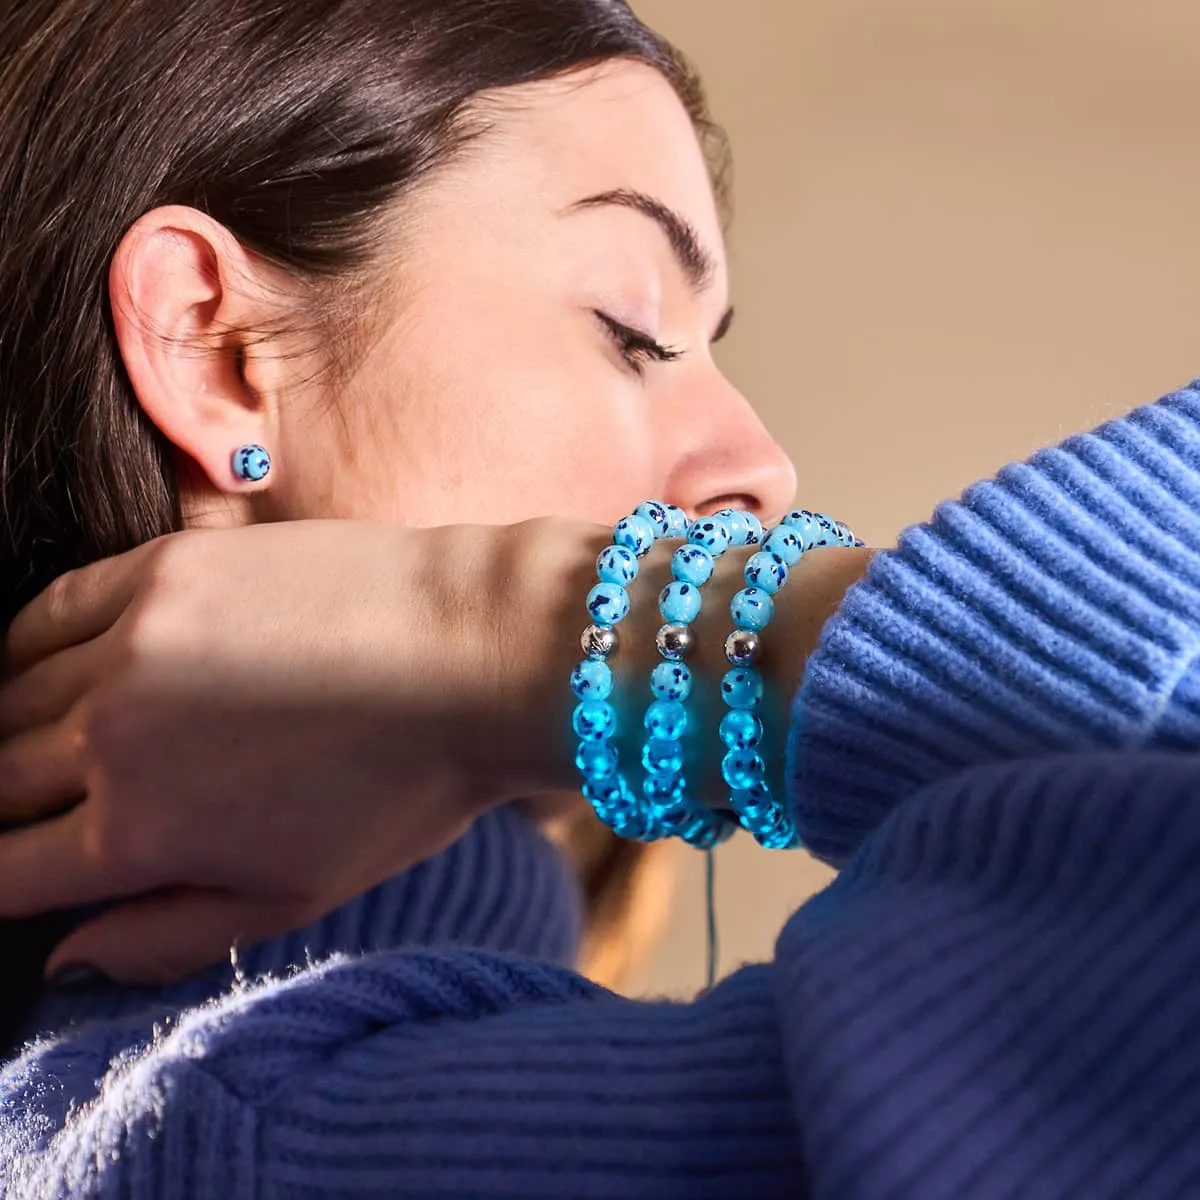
[5,382,1200,1197]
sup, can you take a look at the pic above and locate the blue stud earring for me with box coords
[232,444,271,483]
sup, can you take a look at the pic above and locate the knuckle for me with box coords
[43,570,80,630]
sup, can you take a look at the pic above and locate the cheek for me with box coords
[292,297,661,527]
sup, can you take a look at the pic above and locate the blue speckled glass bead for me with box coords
[650,661,692,702]
[576,739,619,779]
[671,544,714,587]
[642,771,685,807]
[780,509,824,549]
[687,516,733,555]
[731,587,775,632]
[596,545,639,586]
[710,508,750,547]
[586,582,630,627]
[232,444,271,482]
[573,699,617,741]
[720,709,763,750]
[721,667,764,710]
[612,514,657,557]
[733,781,773,821]
[676,813,735,850]
[764,526,803,566]
[642,737,685,776]
[740,512,764,546]
[722,749,766,791]
[662,503,690,538]
[633,500,671,538]
[830,519,858,546]
[659,580,702,625]
[570,659,613,701]
[744,551,789,595]
[644,699,687,741]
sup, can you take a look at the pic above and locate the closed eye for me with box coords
[594,310,683,377]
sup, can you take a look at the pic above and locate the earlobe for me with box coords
[108,205,282,493]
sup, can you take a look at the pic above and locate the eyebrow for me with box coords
[569,188,735,343]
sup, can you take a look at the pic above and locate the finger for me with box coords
[0,806,123,917]
[0,634,109,738]
[0,720,85,822]
[5,539,162,674]
[45,888,308,986]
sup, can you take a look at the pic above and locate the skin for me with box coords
[114,60,798,535]
[0,59,872,982]
[110,58,803,823]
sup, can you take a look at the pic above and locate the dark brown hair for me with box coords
[0,0,727,1039]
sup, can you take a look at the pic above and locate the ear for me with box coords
[109,206,295,495]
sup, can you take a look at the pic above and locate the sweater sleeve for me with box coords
[9,755,1200,1200]
[2,954,805,1199]
[789,378,1200,864]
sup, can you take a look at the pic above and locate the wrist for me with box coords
[511,513,873,820]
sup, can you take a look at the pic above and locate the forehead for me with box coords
[465,60,726,265]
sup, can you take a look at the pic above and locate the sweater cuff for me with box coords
[788,379,1200,865]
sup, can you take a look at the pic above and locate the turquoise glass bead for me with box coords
[659,580,702,625]
[780,509,823,549]
[570,659,613,701]
[232,444,271,482]
[740,512,764,546]
[642,737,685,775]
[722,749,766,790]
[596,545,639,586]
[576,739,619,779]
[764,526,803,566]
[687,516,732,555]
[586,582,630,627]
[642,771,684,806]
[676,813,734,850]
[662,503,690,538]
[644,699,687,740]
[720,709,763,750]
[671,544,714,587]
[731,587,774,632]
[583,777,624,808]
[733,781,773,821]
[831,519,858,546]
[612,514,657,557]
[633,500,671,537]
[573,699,617,741]
[710,508,750,547]
[721,668,764,710]
[650,661,692,702]
[744,551,789,595]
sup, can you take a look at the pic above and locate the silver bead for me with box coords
[581,624,618,660]
[655,623,694,660]
[724,629,761,667]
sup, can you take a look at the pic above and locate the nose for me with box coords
[658,374,798,524]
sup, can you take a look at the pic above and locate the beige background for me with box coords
[627,0,1200,997]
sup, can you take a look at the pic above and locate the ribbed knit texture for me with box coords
[6,382,1200,1196]
[789,379,1200,864]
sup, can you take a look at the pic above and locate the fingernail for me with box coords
[47,964,108,990]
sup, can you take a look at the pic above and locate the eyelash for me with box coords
[594,310,683,376]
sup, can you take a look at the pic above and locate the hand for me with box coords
[0,517,599,984]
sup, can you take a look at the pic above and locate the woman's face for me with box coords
[115,60,797,531]
[265,60,797,529]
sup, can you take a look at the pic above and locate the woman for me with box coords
[4,2,1200,1198]
[0,0,792,1010]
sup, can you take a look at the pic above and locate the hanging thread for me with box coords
[704,845,718,991]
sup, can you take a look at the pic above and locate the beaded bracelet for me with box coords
[641,506,765,848]
[571,501,732,847]
[717,509,861,849]
[571,501,860,850]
